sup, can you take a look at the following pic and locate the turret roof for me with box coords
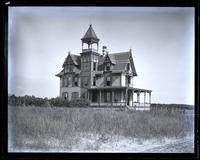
[81,24,99,42]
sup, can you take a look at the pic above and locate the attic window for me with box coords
[106,63,110,71]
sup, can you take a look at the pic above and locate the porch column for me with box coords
[112,90,114,106]
[144,92,146,106]
[125,89,128,105]
[99,90,101,105]
[87,91,90,100]
[132,90,134,107]
[149,92,151,104]
[121,90,124,106]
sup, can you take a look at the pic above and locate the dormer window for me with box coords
[106,63,110,71]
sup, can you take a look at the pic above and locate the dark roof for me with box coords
[70,54,81,66]
[108,54,116,64]
[110,51,131,62]
[63,54,81,67]
[112,63,127,71]
[56,69,64,77]
[98,51,137,76]
[81,24,99,42]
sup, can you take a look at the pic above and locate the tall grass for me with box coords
[9,106,193,150]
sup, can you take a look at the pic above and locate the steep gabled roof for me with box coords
[70,54,81,66]
[112,63,127,71]
[55,69,64,77]
[62,53,81,67]
[81,24,99,42]
[108,54,116,64]
[110,51,131,62]
[98,51,137,76]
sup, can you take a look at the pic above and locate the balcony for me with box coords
[82,48,98,53]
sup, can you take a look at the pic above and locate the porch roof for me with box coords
[88,86,152,93]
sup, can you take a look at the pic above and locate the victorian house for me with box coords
[56,24,152,109]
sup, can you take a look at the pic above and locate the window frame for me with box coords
[106,76,111,86]
[106,62,111,71]
[93,62,97,71]
[93,76,96,86]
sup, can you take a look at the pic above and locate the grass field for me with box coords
[8,105,194,152]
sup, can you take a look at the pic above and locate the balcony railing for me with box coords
[82,48,98,53]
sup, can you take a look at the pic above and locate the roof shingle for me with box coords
[81,24,99,42]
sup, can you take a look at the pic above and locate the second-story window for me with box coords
[63,77,69,87]
[93,76,96,86]
[106,76,111,86]
[74,77,78,86]
[93,62,97,71]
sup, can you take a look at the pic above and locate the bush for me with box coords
[69,99,90,108]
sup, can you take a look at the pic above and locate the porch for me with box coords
[88,87,152,110]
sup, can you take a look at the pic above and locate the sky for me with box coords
[8,7,194,105]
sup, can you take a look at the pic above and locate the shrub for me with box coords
[42,100,51,107]
[69,99,90,108]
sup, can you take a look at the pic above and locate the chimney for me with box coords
[102,46,107,56]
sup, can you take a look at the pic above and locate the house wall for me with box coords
[112,75,121,86]
[96,75,104,87]
[60,87,81,100]
[121,74,126,86]
[60,78,62,97]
